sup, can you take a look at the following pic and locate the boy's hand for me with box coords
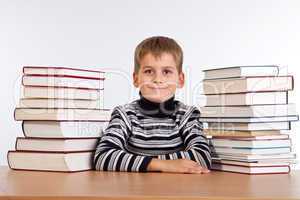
[147,158,210,174]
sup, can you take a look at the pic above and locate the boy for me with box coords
[94,36,211,174]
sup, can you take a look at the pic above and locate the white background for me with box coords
[0,0,299,167]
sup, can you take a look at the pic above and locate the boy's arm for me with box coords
[94,107,152,172]
[148,108,212,172]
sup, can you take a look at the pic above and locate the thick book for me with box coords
[19,98,102,109]
[14,108,111,121]
[212,158,296,167]
[203,91,288,106]
[7,151,94,172]
[200,104,297,118]
[203,65,279,80]
[209,138,291,148]
[206,121,291,131]
[15,137,99,152]
[22,121,107,138]
[209,134,290,140]
[211,146,291,155]
[23,66,105,79]
[211,163,290,174]
[23,86,103,100]
[202,76,293,94]
[204,129,282,137]
[22,75,104,90]
[199,115,299,123]
[212,152,296,162]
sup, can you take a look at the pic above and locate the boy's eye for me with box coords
[163,70,173,75]
[144,69,153,74]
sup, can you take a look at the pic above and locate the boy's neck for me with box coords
[137,92,177,118]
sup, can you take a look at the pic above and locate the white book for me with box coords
[211,163,290,174]
[7,151,93,172]
[23,66,105,79]
[199,116,299,123]
[22,75,104,90]
[15,137,99,152]
[23,86,102,100]
[212,153,296,162]
[202,76,293,94]
[22,121,108,138]
[212,158,296,167]
[203,65,279,80]
[212,147,291,155]
[203,91,287,106]
[207,121,290,131]
[19,98,102,109]
[200,104,297,118]
[14,108,111,121]
[210,138,291,148]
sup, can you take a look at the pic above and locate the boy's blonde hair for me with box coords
[134,36,183,73]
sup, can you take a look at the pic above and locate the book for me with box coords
[212,158,296,167]
[211,146,291,155]
[204,129,282,137]
[199,115,299,123]
[22,86,102,100]
[15,137,99,152]
[7,151,94,172]
[200,104,297,118]
[211,163,290,174]
[22,121,107,138]
[208,134,290,140]
[202,76,293,94]
[206,122,290,131]
[209,138,291,148]
[22,75,104,90]
[19,98,101,109]
[212,152,296,162]
[203,65,279,80]
[23,66,105,79]
[14,108,111,121]
[203,91,287,106]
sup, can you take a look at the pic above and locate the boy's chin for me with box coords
[142,94,174,103]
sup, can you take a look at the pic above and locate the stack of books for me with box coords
[8,66,111,172]
[200,65,299,174]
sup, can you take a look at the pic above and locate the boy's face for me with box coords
[133,53,184,103]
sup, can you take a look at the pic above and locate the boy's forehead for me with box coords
[140,53,177,68]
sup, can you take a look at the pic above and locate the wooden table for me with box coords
[1,166,300,200]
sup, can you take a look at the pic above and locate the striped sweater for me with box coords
[94,94,211,172]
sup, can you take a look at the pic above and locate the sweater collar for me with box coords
[137,92,176,118]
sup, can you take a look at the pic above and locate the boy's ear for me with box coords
[177,72,185,88]
[133,72,139,88]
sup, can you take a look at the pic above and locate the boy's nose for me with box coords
[153,73,164,83]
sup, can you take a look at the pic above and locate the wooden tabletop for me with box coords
[1,166,300,200]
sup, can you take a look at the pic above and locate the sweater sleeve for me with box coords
[157,107,212,169]
[93,106,152,172]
